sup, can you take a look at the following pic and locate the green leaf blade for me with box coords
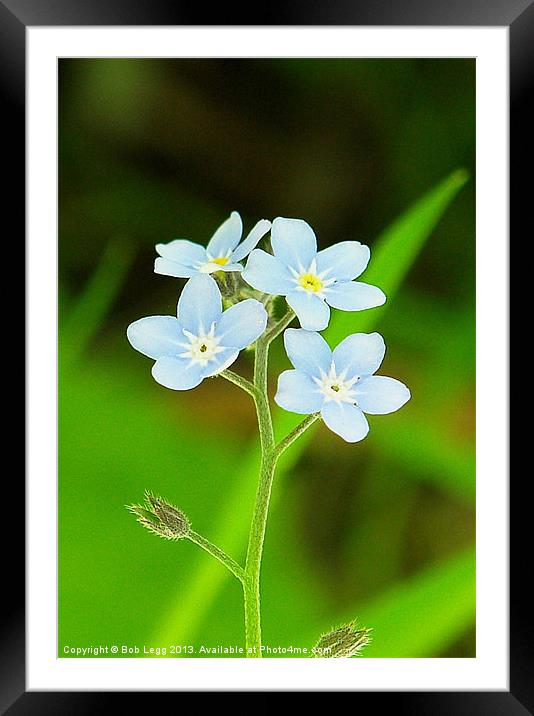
[325,168,469,344]
[354,547,475,658]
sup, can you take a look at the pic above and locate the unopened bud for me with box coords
[127,490,190,540]
[313,620,372,658]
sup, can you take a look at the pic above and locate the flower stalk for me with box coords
[187,530,245,583]
[273,412,321,461]
[242,307,316,657]
[220,309,323,655]
[220,369,257,398]
[127,213,410,658]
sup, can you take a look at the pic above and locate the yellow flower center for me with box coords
[299,273,323,292]
[212,256,229,266]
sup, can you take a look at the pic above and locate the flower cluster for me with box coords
[128,211,410,442]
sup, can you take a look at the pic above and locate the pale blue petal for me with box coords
[355,376,411,415]
[332,332,385,379]
[274,370,324,414]
[271,217,317,271]
[194,262,243,274]
[232,219,272,263]
[197,263,222,274]
[321,401,369,443]
[283,328,331,378]
[316,241,370,281]
[152,356,204,391]
[242,249,294,295]
[325,281,386,311]
[218,262,244,272]
[202,348,240,377]
[156,240,207,266]
[127,316,182,360]
[286,290,330,331]
[206,211,243,258]
[154,257,198,278]
[215,299,268,349]
[177,274,222,334]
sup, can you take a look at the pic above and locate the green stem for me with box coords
[243,334,275,657]
[260,293,273,308]
[187,530,245,583]
[264,306,295,343]
[219,307,309,656]
[220,369,257,398]
[274,413,321,461]
[242,307,296,657]
[243,449,276,657]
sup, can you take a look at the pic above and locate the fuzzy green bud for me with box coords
[313,620,372,658]
[127,490,190,540]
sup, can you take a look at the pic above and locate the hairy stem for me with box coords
[187,530,245,583]
[220,369,257,398]
[220,307,311,656]
[243,331,277,657]
[274,413,321,461]
[243,448,277,656]
[264,306,295,343]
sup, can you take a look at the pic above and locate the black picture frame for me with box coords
[6,0,520,710]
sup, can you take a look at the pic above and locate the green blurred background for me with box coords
[58,59,475,658]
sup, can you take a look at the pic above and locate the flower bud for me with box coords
[127,490,190,540]
[313,620,372,658]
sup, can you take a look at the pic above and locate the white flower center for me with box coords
[289,258,336,298]
[178,324,225,367]
[313,362,360,404]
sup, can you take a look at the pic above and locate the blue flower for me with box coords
[242,217,386,331]
[155,211,271,278]
[127,274,268,390]
[275,329,410,443]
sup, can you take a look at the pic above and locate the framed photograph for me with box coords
[7,0,521,707]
